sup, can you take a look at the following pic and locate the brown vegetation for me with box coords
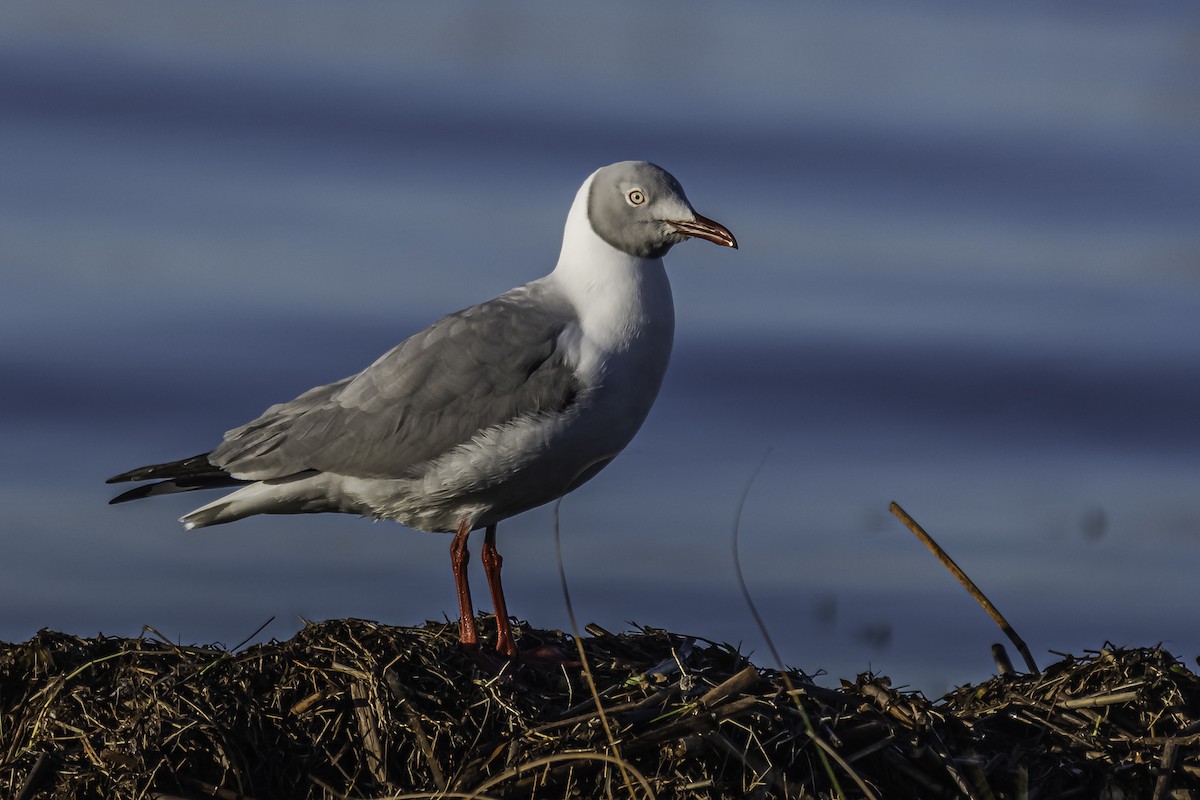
[1,618,1197,799]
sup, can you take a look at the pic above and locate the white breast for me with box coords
[548,172,676,447]
[335,172,677,532]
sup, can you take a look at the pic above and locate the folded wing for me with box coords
[210,289,580,482]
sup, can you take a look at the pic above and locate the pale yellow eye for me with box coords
[626,189,646,206]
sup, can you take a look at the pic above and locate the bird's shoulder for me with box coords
[336,282,578,410]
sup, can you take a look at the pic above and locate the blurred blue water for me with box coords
[2,1,1199,694]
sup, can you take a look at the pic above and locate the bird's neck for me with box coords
[550,176,674,352]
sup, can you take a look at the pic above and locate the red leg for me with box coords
[481,525,518,658]
[450,519,479,648]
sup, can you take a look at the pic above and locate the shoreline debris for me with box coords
[1,618,1196,798]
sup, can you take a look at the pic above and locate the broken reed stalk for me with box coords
[889,501,1040,675]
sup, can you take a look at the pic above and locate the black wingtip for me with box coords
[106,453,216,485]
[109,484,156,504]
[106,453,243,505]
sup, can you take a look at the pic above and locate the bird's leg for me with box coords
[450,520,479,649]
[481,525,518,658]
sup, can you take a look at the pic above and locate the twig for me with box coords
[960,758,998,800]
[470,751,656,799]
[350,682,388,786]
[699,665,760,707]
[620,696,762,752]
[553,497,645,800]
[806,732,881,800]
[889,501,1040,675]
[229,616,276,652]
[531,691,670,735]
[14,752,51,800]
[704,730,791,797]
[922,733,983,800]
[1060,690,1140,710]
[991,644,1014,676]
[730,449,782,669]
[732,450,846,798]
[385,670,447,791]
[1151,738,1179,800]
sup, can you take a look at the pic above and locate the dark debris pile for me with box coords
[1,618,1197,799]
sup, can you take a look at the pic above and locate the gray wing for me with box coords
[210,288,580,481]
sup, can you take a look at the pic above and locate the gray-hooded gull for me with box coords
[108,161,737,658]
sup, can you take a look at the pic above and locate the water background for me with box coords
[2,1,1199,696]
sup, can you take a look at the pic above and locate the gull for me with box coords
[108,161,737,658]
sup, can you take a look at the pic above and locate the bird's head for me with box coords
[587,161,737,259]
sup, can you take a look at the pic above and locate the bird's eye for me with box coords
[626,189,646,206]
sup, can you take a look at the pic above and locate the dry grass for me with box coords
[1,618,1197,799]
